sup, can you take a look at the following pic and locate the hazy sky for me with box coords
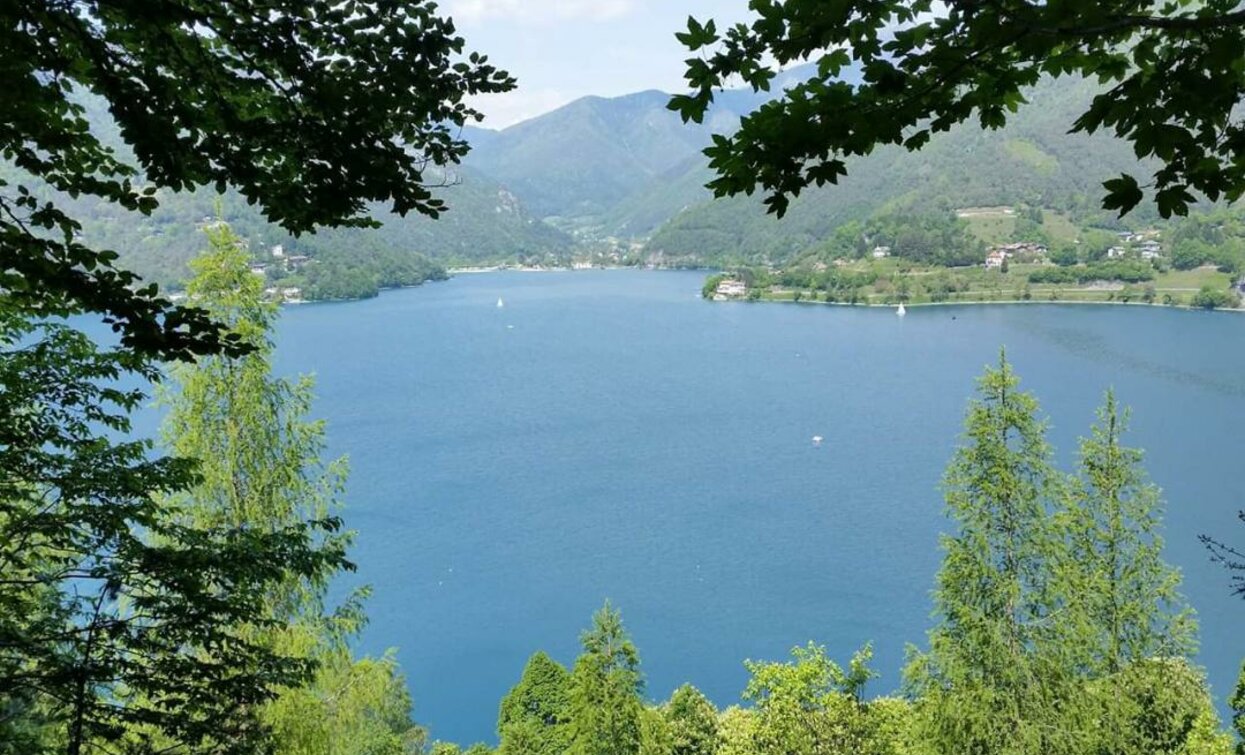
[443,0,754,128]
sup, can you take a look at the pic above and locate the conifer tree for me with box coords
[1056,390,1195,676]
[568,602,645,755]
[905,351,1075,755]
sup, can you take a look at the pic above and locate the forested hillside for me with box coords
[644,77,1164,267]
[15,73,1233,294]
[0,98,570,298]
[462,90,749,228]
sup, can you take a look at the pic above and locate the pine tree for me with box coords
[905,351,1075,755]
[568,602,644,755]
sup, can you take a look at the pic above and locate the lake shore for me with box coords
[737,295,1245,313]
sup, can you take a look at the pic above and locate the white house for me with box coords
[715,279,747,298]
[985,250,1007,269]
[871,246,891,259]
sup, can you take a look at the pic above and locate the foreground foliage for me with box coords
[1,0,511,357]
[0,302,347,752]
[673,1,1245,220]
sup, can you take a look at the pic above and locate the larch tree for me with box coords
[1056,389,1195,676]
[904,352,1076,755]
[157,221,422,753]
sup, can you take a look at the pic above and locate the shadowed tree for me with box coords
[1,1,512,358]
[671,1,1245,219]
[0,302,349,754]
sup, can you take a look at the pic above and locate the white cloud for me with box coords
[446,0,635,25]
[469,88,577,129]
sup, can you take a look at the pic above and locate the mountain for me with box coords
[642,76,1164,266]
[10,68,1181,293]
[462,90,739,224]
[1,95,571,294]
[461,64,823,232]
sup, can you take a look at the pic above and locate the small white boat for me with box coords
[812,435,824,447]
[896,302,906,316]
[496,297,505,308]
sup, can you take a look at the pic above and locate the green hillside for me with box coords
[644,77,1164,266]
[1,96,571,297]
[463,90,733,223]
[460,64,821,233]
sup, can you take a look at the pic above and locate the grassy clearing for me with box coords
[752,260,1239,309]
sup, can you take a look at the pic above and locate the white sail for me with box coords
[497,298,505,308]
[897,303,906,316]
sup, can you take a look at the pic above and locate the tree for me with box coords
[714,708,757,755]
[904,352,1076,755]
[2,1,512,358]
[568,602,645,755]
[1055,391,1195,677]
[665,685,719,755]
[744,643,902,755]
[671,2,1245,220]
[498,652,573,755]
[265,640,427,755]
[160,221,423,753]
[1190,285,1241,309]
[1051,245,1080,267]
[1204,511,1245,598]
[1086,659,1234,755]
[1232,661,1245,755]
[0,303,347,754]
[639,706,674,755]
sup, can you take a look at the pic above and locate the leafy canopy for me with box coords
[670,0,1245,219]
[1,1,512,358]
[0,305,350,754]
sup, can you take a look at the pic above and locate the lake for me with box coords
[255,270,1242,744]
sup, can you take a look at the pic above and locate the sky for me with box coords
[442,0,754,129]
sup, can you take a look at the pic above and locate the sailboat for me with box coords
[896,302,906,317]
[496,297,505,308]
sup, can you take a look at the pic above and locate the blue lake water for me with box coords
[170,270,1245,743]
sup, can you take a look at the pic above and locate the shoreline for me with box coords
[446,264,708,275]
[737,295,1244,314]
